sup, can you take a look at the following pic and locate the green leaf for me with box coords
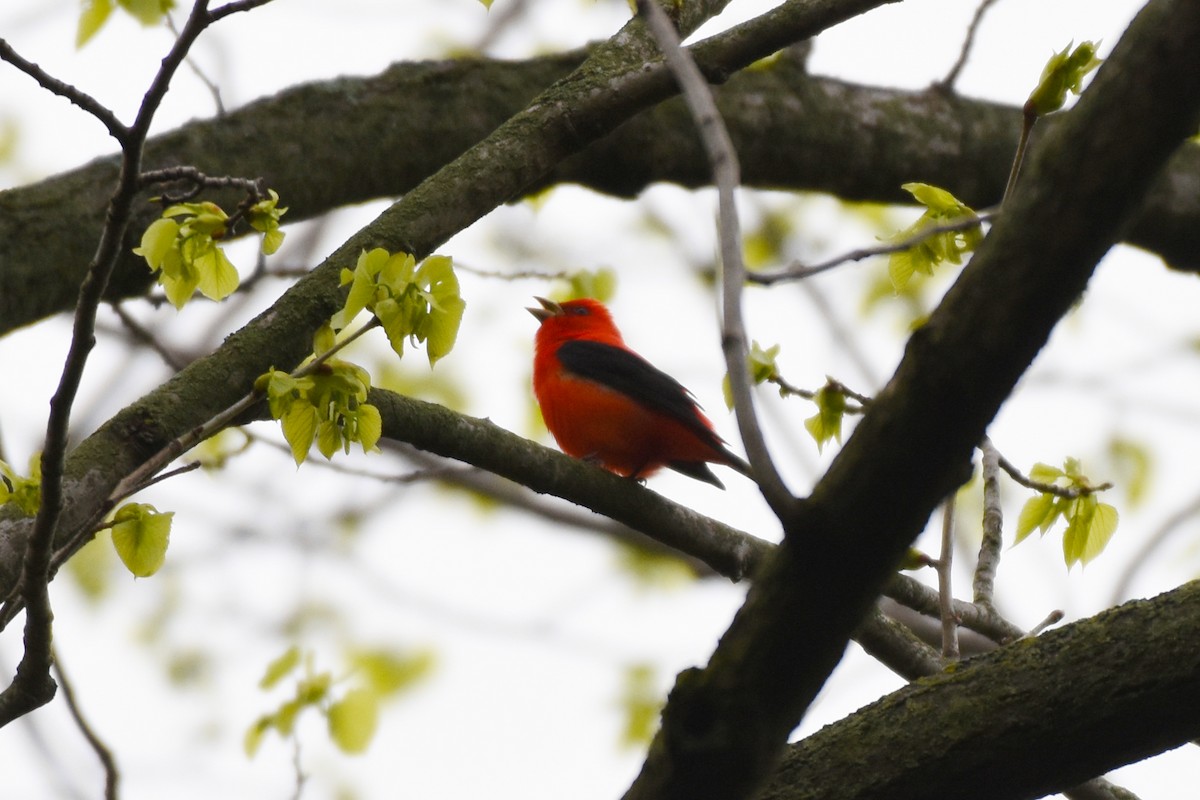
[316,418,342,459]
[110,502,173,578]
[567,267,618,303]
[0,455,42,515]
[312,322,337,356]
[355,403,382,453]
[1015,492,1057,544]
[1080,502,1119,565]
[1108,437,1152,506]
[259,645,302,689]
[1026,41,1102,117]
[803,385,846,453]
[885,184,981,290]
[281,402,318,465]
[195,244,240,301]
[1028,461,1065,484]
[133,217,180,270]
[76,0,115,47]
[350,648,436,696]
[247,189,288,254]
[327,688,379,754]
[243,715,273,757]
[1064,497,1119,567]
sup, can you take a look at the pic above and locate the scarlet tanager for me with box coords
[529,296,752,488]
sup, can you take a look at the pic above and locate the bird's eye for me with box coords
[567,305,590,316]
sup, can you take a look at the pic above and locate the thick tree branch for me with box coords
[622,1,1200,798]
[757,580,1200,800]
[0,0,892,614]
[7,13,1200,334]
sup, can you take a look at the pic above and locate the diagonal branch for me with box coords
[622,1,1200,797]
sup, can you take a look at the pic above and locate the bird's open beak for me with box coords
[527,296,562,323]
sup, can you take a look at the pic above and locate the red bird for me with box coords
[529,296,752,488]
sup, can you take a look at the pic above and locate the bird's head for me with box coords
[528,296,624,345]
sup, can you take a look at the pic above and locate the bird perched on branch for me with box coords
[529,296,752,488]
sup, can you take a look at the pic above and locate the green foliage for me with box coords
[565,267,618,304]
[1107,436,1152,506]
[109,502,174,578]
[133,192,286,309]
[723,340,780,409]
[245,645,434,758]
[1015,458,1119,568]
[77,0,175,48]
[804,384,846,453]
[64,530,115,601]
[260,354,383,466]
[333,249,466,366]
[1026,41,1102,117]
[619,663,662,747]
[327,687,378,754]
[886,183,982,290]
[246,189,288,255]
[0,454,41,515]
[134,202,239,309]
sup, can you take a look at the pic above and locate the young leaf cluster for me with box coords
[245,645,434,758]
[260,347,382,466]
[723,340,781,409]
[332,249,465,366]
[133,191,287,309]
[0,455,41,515]
[1015,459,1119,568]
[804,383,846,453]
[1025,41,1102,118]
[886,183,982,290]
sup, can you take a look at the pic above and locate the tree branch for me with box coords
[756,581,1200,800]
[9,11,1200,334]
[622,1,1200,797]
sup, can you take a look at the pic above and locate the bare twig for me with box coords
[996,453,1112,498]
[1026,609,1065,637]
[936,496,960,658]
[0,39,128,141]
[0,0,280,724]
[1110,489,1200,603]
[53,648,119,800]
[748,210,996,285]
[110,302,190,371]
[106,317,379,511]
[939,0,1002,90]
[974,437,1004,609]
[638,0,795,516]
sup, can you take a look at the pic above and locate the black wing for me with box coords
[555,339,721,448]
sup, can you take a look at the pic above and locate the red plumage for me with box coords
[529,296,751,488]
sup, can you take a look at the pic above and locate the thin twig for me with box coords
[107,317,379,509]
[110,302,190,371]
[53,648,119,800]
[0,2,281,689]
[638,0,794,515]
[973,437,1004,609]
[936,496,960,659]
[996,453,1113,499]
[0,39,128,141]
[748,211,996,286]
[938,0,1001,90]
